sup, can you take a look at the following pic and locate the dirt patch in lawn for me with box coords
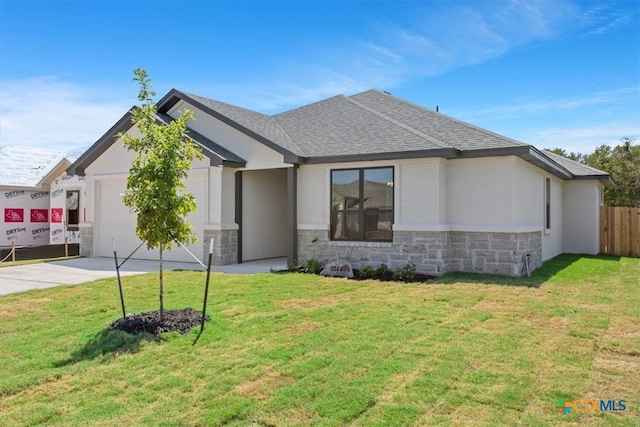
[234,369,294,401]
[284,320,325,335]
[110,308,208,335]
[278,294,351,311]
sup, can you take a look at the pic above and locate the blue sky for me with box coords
[1,0,638,156]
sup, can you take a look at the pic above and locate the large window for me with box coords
[331,167,393,241]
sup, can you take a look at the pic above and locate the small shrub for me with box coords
[393,263,417,282]
[304,258,323,275]
[287,263,300,273]
[358,265,376,279]
[375,263,392,281]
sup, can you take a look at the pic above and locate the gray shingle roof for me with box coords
[180,89,530,157]
[542,150,609,178]
[69,87,611,183]
[174,88,609,181]
[350,89,526,151]
[274,95,448,156]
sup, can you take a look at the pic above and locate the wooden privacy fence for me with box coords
[600,206,640,257]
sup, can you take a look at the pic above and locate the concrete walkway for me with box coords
[0,257,288,296]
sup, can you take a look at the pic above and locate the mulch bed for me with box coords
[110,308,209,335]
[351,270,436,283]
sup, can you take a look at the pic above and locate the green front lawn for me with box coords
[1,254,638,426]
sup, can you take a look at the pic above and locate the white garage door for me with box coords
[96,177,205,263]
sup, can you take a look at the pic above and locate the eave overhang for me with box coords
[296,144,611,184]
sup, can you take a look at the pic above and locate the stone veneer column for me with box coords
[78,223,93,257]
[203,229,238,265]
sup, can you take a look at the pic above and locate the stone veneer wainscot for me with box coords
[298,230,542,277]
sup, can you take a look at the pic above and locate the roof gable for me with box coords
[67,108,247,176]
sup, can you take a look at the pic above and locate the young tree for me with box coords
[118,69,203,321]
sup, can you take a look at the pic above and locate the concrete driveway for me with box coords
[0,257,287,296]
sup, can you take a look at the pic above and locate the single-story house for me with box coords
[67,89,611,276]
[0,146,86,248]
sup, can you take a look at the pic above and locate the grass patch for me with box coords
[1,254,638,425]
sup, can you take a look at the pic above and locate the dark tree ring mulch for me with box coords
[110,308,210,335]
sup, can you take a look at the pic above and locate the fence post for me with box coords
[64,237,69,258]
[11,241,16,262]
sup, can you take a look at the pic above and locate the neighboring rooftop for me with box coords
[0,146,68,188]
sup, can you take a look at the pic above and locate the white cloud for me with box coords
[451,87,640,119]
[0,77,130,153]
[177,0,589,114]
[582,2,636,35]
[446,86,640,153]
[1,1,633,156]
[225,0,586,111]
[522,124,640,154]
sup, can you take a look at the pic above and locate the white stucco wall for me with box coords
[512,158,544,226]
[242,169,287,261]
[221,169,237,227]
[297,166,327,230]
[446,157,518,230]
[397,159,447,229]
[297,156,562,235]
[168,100,288,170]
[562,180,602,254]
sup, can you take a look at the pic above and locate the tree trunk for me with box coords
[159,243,164,323]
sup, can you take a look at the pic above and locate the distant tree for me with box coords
[118,69,203,321]
[585,137,640,207]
